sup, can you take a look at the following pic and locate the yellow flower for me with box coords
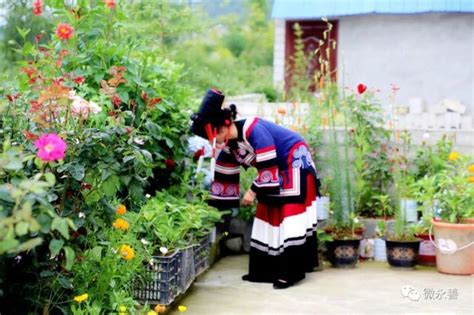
[448,152,460,161]
[147,311,158,315]
[119,306,127,312]
[468,176,474,183]
[116,204,127,215]
[178,305,187,312]
[154,305,166,313]
[73,293,88,303]
[468,164,474,173]
[119,245,135,261]
[112,218,130,231]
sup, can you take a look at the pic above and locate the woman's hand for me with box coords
[242,189,256,206]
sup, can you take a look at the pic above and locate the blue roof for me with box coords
[272,0,474,19]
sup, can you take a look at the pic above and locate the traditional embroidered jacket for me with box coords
[208,117,320,210]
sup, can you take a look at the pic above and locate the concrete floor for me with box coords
[169,254,473,315]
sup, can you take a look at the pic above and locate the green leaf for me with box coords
[16,27,30,39]
[44,172,56,185]
[164,138,174,148]
[123,156,135,163]
[70,164,85,181]
[58,274,73,289]
[13,237,42,253]
[102,175,120,197]
[89,246,103,262]
[63,246,75,271]
[15,221,29,236]
[0,239,19,254]
[49,239,64,258]
[51,217,70,240]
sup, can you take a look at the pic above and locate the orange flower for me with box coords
[116,204,126,215]
[468,164,474,173]
[468,176,474,183]
[119,245,135,260]
[56,23,74,40]
[154,305,166,313]
[448,152,460,162]
[112,218,129,231]
[276,107,287,115]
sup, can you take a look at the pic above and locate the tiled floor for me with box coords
[169,254,473,314]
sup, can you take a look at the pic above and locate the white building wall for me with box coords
[337,13,474,114]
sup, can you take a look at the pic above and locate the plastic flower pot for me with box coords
[415,233,436,266]
[386,240,420,269]
[317,196,330,221]
[327,239,361,268]
[400,199,418,223]
[373,238,387,262]
[431,219,474,275]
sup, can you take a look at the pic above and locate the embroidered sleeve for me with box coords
[247,120,280,195]
[208,148,240,210]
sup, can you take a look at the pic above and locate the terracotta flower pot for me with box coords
[432,219,474,275]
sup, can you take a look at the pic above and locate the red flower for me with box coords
[23,130,38,141]
[34,33,43,43]
[357,84,367,94]
[104,0,116,9]
[81,182,92,190]
[149,97,161,106]
[6,93,20,102]
[32,0,43,16]
[193,147,205,162]
[56,23,74,41]
[111,95,122,107]
[74,76,85,85]
[141,92,148,102]
[29,100,41,113]
[125,126,133,134]
[164,158,176,170]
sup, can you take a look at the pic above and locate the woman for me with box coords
[191,89,321,289]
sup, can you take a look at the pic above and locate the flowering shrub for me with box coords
[0,1,193,313]
[434,153,474,223]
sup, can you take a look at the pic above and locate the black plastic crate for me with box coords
[134,250,181,305]
[193,234,211,277]
[178,245,195,292]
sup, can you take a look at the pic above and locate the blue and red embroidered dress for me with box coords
[209,117,320,284]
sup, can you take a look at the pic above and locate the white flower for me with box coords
[134,138,145,145]
[159,247,168,255]
[353,217,359,224]
[78,212,86,219]
[422,132,430,140]
[69,90,102,119]
[141,238,150,245]
[145,194,151,198]
[149,258,155,266]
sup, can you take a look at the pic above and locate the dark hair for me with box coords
[217,103,237,127]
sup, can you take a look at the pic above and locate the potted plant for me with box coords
[412,176,438,266]
[431,153,474,275]
[325,213,364,268]
[385,202,420,269]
